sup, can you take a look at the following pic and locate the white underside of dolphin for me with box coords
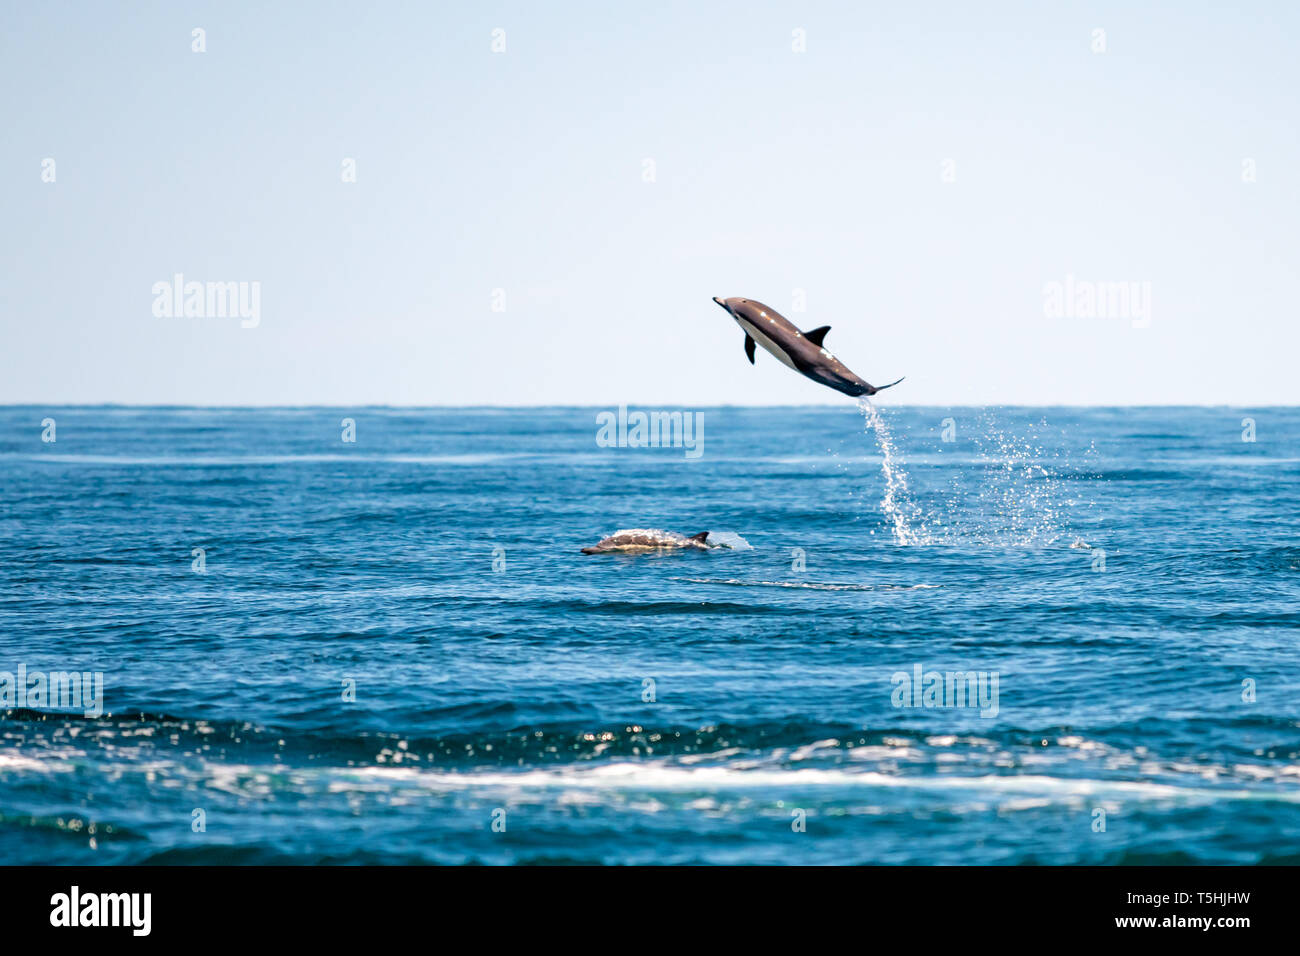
[735,315,800,371]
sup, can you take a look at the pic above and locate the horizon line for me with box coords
[0,402,1292,410]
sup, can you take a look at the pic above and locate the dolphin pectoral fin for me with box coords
[805,325,831,347]
[744,335,756,364]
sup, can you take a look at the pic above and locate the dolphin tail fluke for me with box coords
[867,376,904,395]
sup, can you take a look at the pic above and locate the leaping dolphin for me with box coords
[581,529,712,554]
[712,296,903,398]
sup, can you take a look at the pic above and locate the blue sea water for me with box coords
[1,404,1297,865]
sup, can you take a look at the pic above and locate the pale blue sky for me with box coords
[3,1,1297,405]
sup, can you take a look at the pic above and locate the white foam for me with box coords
[327,762,1300,804]
[674,577,938,592]
[703,531,752,551]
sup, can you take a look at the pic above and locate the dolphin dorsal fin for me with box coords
[805,325,831,347]
[689,531,709,543]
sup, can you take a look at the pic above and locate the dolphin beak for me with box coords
[712,296,729,312]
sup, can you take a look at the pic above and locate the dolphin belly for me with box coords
[736,317,798,371]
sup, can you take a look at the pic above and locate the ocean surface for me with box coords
[2,405,1298,865]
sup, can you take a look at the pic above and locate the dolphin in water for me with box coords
[581,529,712,554]
[712,296,903,397]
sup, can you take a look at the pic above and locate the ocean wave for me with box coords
[321,763,1300,804]
[674,578,940,592]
